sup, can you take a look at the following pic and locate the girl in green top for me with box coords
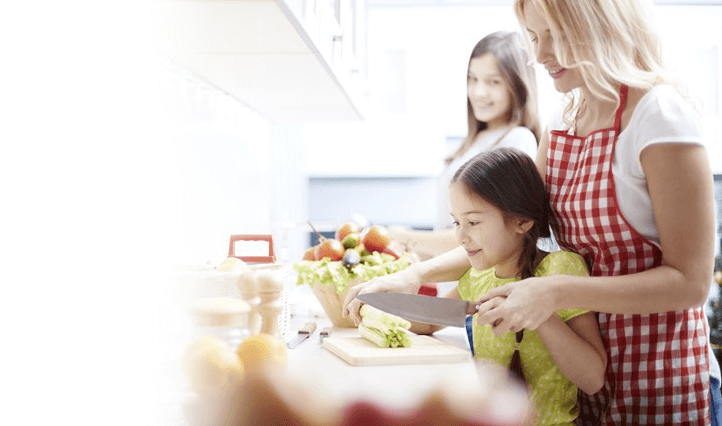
[344,148,606,423]
[401,147,606,425]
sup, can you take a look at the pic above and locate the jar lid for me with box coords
[190,297,250,327]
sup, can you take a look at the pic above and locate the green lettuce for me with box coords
[293,253,411,295]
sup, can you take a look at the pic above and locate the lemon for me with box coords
[182,336,244,398]
[236,333,287,373]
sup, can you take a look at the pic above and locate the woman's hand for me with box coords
[476,276,561,336]
[342,267,422,325]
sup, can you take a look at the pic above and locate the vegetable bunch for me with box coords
[293,252,411,295]
[358,304,412,348]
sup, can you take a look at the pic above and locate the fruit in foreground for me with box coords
[182,336,244,398]
[363,225,391,254]
[316,238,345,261]
[236,333,287,373]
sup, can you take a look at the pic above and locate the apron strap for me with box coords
[613,85,629,131]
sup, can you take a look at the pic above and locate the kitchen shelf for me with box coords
[155,0,364,122]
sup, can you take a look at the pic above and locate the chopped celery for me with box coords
[360,316,392,335]
[358,303,412,348]
[359,324,389,348]
[360,304,412,329]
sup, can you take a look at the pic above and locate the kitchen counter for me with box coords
[165,274,527,425]
[273,284,537,426]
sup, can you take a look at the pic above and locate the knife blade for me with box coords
[356,293,478,327]
[287,321,317,348]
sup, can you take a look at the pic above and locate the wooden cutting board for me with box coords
[322,333,472,366]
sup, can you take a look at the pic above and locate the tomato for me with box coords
[343,401,400,426]
[362,225,391,254]
[335,222,361,242]
[382,241,404,259]
[316,238,345,261]
[302,245,318,261]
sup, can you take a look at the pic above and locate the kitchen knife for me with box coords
[356,293,479,327]
[319,326,331,342]
[287,322,317,348]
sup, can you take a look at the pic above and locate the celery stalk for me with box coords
[360,304,412,329]
[358,303,413,348]
[359,324,390,348]
[361,317,392,335]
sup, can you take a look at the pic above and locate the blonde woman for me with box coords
[345,0,719,424]
[389,31,539,260]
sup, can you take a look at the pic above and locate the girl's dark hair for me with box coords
[446,31,540,165]
[451,147,551,385]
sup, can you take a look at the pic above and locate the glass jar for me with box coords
[189,297,251,349]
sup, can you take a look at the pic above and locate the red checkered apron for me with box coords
[547,85,711,425]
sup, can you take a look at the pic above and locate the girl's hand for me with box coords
[476,276,559,336]
[342,268,422,325]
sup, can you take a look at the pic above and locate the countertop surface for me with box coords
[163,273,515,425]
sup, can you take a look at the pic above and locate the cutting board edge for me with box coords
[322,335,472,366]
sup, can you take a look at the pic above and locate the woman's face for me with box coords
[466,53,512,130]
[449,182,524,278]
[523,1,583,93]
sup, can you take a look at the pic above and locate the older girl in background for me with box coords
[389,30,539,260]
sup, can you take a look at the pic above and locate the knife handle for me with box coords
[466,302,481,315]
[298,321,317,335]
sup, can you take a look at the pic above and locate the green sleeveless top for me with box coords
[457,250,590,426]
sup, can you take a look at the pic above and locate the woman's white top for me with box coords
[435,127,538,230]
[549,84,706,248]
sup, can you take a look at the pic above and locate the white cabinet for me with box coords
[155,0,366,122]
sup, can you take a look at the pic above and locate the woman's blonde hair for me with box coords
[514,0,669,125]
[446,31,540,165]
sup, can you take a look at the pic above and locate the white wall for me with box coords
[160,63,272,264]
[656,5,722,173]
